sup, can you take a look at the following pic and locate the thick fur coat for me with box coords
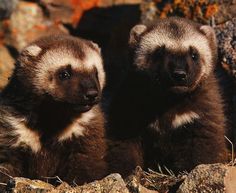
[108,17,228,174]
[0,35,107,185]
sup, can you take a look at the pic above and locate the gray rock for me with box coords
[6,173,129,193]
[177,164,236,193]
[5,1,68,51]
[0,0,18,20]
[0,45,14,91]
[215,18,236,79]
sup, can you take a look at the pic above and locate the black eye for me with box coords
[191,52,198,61]
[59,70,71,80]
[151,45,165,63]
[190,47,199,62]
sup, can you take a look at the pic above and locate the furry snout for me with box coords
[167,59,189,86]
[79,77,101,105]
[172,70,187,82]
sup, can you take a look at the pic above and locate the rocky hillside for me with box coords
[1,164,235,192]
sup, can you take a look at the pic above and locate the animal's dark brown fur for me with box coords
[108,17,228,174]
[0,35,107,186]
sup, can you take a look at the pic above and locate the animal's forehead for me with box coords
[150,21,187,39]
[39,47,100,70]
[139,28,208,54]
[41,49,81,64]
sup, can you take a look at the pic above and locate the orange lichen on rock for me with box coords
[205,4,219,18]
[0,45,15,90]
[149,0,219,24]
[2,1,68,51]
[71,0,99,9]
[70,0,100,27]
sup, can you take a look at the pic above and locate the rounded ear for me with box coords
[21,45,42,57]
[18,45,42,66]
[129,24,147,47]
[200,25,217,45]
[200,25,218,63]
[90,41,101,53]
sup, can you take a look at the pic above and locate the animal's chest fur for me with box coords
[28,147,62,178]
[26,140,80,179]
[148,109,200,132]
[143,109,203,168]
[145,108,202,152]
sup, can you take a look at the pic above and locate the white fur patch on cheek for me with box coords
[34,49,82,94]
[58,108,95,142]
[136,29,213,74]
[172,111,200,129]
[183,36,213,77]
[85,50,106,89]
[8,117,41,153]
[24,45,42,56]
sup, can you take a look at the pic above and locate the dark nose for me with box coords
[172,70,187,82]
[84,90,99,102]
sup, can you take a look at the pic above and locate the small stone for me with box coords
[0,45,14,90]
[0,0,18,20]
[224,166,236,193]
[13,177,55,192]
[177,164,236,193]
[73,173,130,193]
[5,1,68,51]
[214,18,236,79]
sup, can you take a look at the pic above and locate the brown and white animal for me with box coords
[0,35,107,185]
[108,17,228,174]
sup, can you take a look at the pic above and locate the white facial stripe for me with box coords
[34,48,105,94]
[85,49,105,89]
[40,49,83,72]
[183,36,212,76]
[33,49,78,94]
[58,108,95,142]
[24,45,42,56]
[136,30,213,76]
[6,117,41,153]
[172,111,200,129]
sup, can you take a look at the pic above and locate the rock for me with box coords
[214,18,236,147]
[98,0,141,7]
[50,182,72,192]
[215,18,236,80]
[224,166,236,193]
[140,0,158,25]
[0,45,14,90]
[5,1,68,51]
[214,1,236,24]
[11,177,54,193]
[3,165,236,192]
[40,0,99,27]
[73,173,129,193]
[177,164,236,193]
[40,0,141,27]
[140,0,236,25]
[6,174,129,193]
[0,0,18,20]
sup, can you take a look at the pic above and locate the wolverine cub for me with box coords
[0,35,107,185]
[108,17,228,173]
